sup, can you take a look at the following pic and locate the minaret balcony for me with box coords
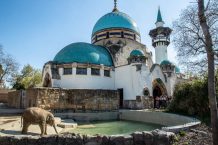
[152,36,170,43]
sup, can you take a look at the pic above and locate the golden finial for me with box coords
[113,0,118,12]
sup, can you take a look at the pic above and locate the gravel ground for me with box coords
[174,124,212,145]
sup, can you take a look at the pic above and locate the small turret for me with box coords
[160,60,175,77]
[127,50,147,64]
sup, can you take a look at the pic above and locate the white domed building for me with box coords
[42,2,183,109]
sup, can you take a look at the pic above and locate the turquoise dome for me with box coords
[54,42,113,66]
[160,60,172,65]
[130,50,144,56]
[175,66,180,73]
[92,11,140,35]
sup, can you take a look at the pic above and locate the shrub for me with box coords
[168,78,210,119]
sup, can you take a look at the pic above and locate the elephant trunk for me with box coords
[53,125,58,134]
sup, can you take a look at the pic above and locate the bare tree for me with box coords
[198,1,218,144]
[173,0,218,74]
[173,0,218,144]
[0,46,19,87]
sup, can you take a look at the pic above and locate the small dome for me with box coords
[54,42,113,66]
[130,50,144,56]
[160,60,172,65]
[92,11,140,36]
[175,66,180,73]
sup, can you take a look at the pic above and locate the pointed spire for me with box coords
[113,0,119,12]
[155,6,164,27]
[156,6,163,23]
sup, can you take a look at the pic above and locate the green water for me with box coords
[71,120,163,135]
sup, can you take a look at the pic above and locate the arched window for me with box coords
[143,88,150,97]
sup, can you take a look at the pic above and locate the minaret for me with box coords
[149,7,172,64]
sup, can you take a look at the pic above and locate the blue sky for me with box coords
[0,0,191,70]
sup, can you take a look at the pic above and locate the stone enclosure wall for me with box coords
[0,89,12,103]
[8,88,119,111]
[0,129,175,145]
[123,96,154,109]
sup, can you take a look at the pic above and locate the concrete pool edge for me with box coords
[119,109,201,133]
[54,109,201,133]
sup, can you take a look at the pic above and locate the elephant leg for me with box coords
[22,122,30,134]
[39,122,46,136]
[39,124,43,136]
[45,124,47,135]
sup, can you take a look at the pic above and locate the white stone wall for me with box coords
[115,64,140,100]
[54,67,115,90]
[168,74,177,96]
[115,63,170,101]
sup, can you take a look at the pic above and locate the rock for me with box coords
[167,132,176,144]
[0,136,13,145]
[152,129,174,145]
[123,135,133,145]
[110,135,125,145]
[38,135,57,145]
[190,129,208,136]
[26,136,38,145]
[57,119,78,128]
[84,134,102,145]
[131,132,144,145]
[143,131,154,145]
[63,134,79,145]
[101,135,110,145]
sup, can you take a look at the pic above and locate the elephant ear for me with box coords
[46,113,55,125]
[46,114,53,122]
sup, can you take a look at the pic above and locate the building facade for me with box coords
[42,2,183,109]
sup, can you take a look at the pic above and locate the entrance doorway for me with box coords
[152,78,167,109]
[153,86,162,108]
[118,89,123,109]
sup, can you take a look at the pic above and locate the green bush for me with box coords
[179,130,186,137]
[168,78,210,119]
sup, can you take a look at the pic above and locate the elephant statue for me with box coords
[21,107,58,136]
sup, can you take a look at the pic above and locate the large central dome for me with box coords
[92,11,140,36]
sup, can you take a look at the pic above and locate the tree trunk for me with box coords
[198,0,218,144]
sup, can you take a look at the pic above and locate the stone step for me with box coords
[57,119,78,128]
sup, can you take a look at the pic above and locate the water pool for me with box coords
[70,120,163,135]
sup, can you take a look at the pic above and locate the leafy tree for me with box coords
[0,46,19,87]
[12,64,42,90]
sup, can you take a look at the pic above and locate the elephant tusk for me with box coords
[53,125,58,134]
